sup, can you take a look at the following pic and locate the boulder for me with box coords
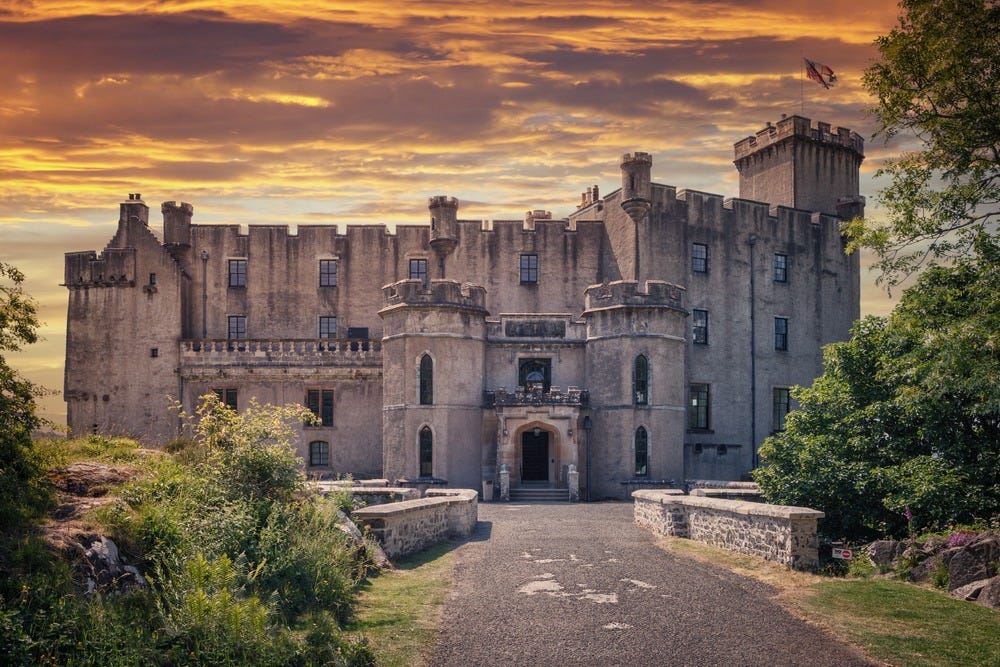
[80,536,147,596]
[948,535,1000,591]
[978,576,1000,609]
[867,539,904,567]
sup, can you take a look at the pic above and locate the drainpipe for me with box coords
[748,235,758,469]
[583,415,593,501]
[200,250,209,338]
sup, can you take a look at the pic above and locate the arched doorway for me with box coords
[521,428,550,482]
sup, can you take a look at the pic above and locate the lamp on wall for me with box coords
[533,426,540,437]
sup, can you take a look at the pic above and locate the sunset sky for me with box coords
[1,0,909,422]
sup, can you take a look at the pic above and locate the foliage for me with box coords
[847,0,1000,287]
[755,253,1000,540]
[0,262,49,529]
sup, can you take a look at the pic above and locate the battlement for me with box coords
[64,248,137,287]
[381,279,488,312]
[428,195,459,209]
[733,115,864,160]
[162,201,194,215]
[621,152,653,166]
[584,280,685,312]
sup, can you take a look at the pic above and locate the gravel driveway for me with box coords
[432,501,874,667]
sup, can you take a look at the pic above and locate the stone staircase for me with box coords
[508,486,570,503]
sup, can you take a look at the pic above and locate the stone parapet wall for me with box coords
[633,490,823,569]
[351,489,477,560]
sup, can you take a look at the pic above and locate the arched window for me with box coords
[634,427,648,477]
[419,426,433,478]
[419,354,433,405]
[633,355,649,405]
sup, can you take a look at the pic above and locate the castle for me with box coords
[63,115,864,499]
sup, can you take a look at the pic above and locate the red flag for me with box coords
[804,58,837,89]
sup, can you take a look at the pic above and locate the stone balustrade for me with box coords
[179,338,382,366]
[633,490,823,569]
[351,489,478,560]
[485,386,589,407]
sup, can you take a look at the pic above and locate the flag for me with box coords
[804,58,837,89]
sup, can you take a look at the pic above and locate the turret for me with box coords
[620,152,652,224]
[428,196,459,277]
[162,201,194,248]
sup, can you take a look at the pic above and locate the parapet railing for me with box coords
[484,386,589,407]
[179,338,382,365]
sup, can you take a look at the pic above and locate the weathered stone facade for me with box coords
[351,489,478,560]
[633,490,824,569]
[64,115,862,498]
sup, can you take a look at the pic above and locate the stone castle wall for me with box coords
[633,490,823,569]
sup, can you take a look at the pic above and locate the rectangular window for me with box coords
[773,388,790,432]
[149,273,156,286]
[773,253,788,282]
[692,309,709,345]
[306,389,334,427]
[409,258,428,285]
[228,259,247,288]
[692,243,708,273]
[319,259,338,287]
[688,384,709,430]
[309,441,330,467]
[520,254,539,284]
[319,316,337,339]
[214,388,238,411]
[774,317,788,351]
[227,315,247,339]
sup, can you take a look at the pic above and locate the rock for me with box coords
[338,510,392,570]
[978,576,1000,609]
[80,536,147,596]
[867,539,904,567]
[948,536,1000,591]
[950,579,988,601]
[47,462,138,497]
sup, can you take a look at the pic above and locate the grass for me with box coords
[348,543,456,667]
[656,537,1000,667]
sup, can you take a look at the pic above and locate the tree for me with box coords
[754,255,1000,540]
[846,0,1000,288]
[0,262,48,526]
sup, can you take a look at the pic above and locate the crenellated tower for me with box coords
[428,196,459,278]
[620,152,652,224]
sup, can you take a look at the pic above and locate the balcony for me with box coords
[484,386,589,408]
[179,338,382,367]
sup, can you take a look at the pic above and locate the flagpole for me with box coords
[800,53,804,114]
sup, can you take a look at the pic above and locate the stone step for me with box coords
[508,488,570,502]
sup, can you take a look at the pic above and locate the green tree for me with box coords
[0,262,49,526]
[847,0,1000,288]
[755,255,1000,539]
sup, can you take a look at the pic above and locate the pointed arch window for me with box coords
[635,426,649,477]
[419,426,433,478]
[633,355,649,405]
[419,354,433,405]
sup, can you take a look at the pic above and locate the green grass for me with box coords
[655,536,1000,667]
[801,579,1000,667]
[348,543,456,667]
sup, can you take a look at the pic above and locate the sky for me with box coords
[1,0,909,423]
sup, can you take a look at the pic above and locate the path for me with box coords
[433,502,874,667]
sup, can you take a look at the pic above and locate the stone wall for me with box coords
[351,489,477,560]
[633,490,823,569]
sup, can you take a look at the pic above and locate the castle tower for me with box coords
[428,196,459,278]
[733,115,865,217]
[378,279,488,489]
[162,201,194,249]
[620,152,652,224]
[582,280,687,499]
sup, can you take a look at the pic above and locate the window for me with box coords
[214,388,238,411]
[419,426,433,477]
[773,388,791,432]
[692,243,708,273]
[309,441,330,467]
[688,384,709,430]
[150,347,159,358]
[419,354,433,405]
[519,254,538,284]
[409,258,428,285]
[319,316,337,339]
[319,259,338,287]
[149,273,156,286]
[692,309,709,345]
[227,315,247,339]
[518,358,551,392]
[633,355,649,405]
[773,253,788,282]
[306,389,334,427]
[228,259,247,287]
[634,426,649,477]
[774,317,788,351]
